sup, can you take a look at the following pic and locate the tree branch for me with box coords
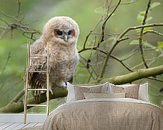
[9,89,25,103]
[100,65,163,84]
[99,0,121,44]
[138,0,152,68]
[0,87,67,113]
[79,47,132,72]
[99,23,163,80]
[1,65,163,113]
[143,30,163,36]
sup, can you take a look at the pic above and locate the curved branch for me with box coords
[138,0,152,68]
[143,30,163,37]
[99,23,163,79]
[0,87,67,113]
[79,47,132,72]
[1,65,163,113]
[100,0,122,43]
[100,65,163,84]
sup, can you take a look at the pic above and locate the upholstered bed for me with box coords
[43,98,163,130]
[42,82,163,130]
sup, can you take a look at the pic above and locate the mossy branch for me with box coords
[101,65,163,84]
[1,65,163,113]
[0,87,67,113]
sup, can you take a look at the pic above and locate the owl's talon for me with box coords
[56,81,67,87]
[64,82,68,87]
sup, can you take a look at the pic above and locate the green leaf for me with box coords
[137,11,152,23]
[157,42,163,48]
[139,11,145,16]
[144,27,153,31]
[129,40,139,45]
[150,2,161,9]
[146,16,152,22]
[137,11,145,23]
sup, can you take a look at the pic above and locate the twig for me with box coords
[0,11,19,22]
[79,55,98,79]
[0,52,11,89]
[99,0,121,44]
[17,0,21,17]
[117,37,129,43]
[143,30,163,36]
[0,6,40,40]
[9,89,25,103]
[148,77,163,82]
[0,29,10,39]
[83,31,93,49]
[120,47,139,61]
[1,52,11,74]
[111,55,133,72]
[79,47,133,72]
[99,23,163,79]
[138,0,152,68]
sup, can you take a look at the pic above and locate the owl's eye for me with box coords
[68,30,73,35]
[55,30,63,35]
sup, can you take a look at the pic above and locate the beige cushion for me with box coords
[138,83,149,102]
[66,82,111,102]
[84,92,126,99]
[110,84,139,99]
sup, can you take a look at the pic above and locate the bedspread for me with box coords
[43,98,163,130]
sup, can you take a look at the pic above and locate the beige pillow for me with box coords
[74,82,111,100]
[84,92,126,99]
[66,82,111,102]
[138,83,149,102]
[110,83,139,99]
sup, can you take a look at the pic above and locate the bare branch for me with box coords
[99,0,121,44]
[110,55,133,72]
[120,47,139,61]
[83,31,93,49]
[143,30,163,37]
[148,77,163,83]
[138,0,152,68]
[17,0,21,17]
[0,3,40,40]
[99,23,163,80]
[0,52,11,90]
[79,47,133,72]
[9,89,25,103]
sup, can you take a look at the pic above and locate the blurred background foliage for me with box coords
[0,0,163,113]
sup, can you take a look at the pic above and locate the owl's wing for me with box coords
[27,39,47,96]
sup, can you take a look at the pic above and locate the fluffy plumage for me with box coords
[28,16,80,96]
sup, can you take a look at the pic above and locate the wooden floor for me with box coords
[0,114,47,130]
[0,122,43,130]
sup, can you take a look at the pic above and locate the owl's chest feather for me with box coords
[48,45,79,68]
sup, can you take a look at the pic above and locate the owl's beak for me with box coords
[63,34,68,42]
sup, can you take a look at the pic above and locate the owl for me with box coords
[28,16,80,96]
